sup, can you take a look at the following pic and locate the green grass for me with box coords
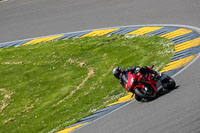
[0,35,174,133]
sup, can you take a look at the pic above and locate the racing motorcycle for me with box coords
[124,66,176,101]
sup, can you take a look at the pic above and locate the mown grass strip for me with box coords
[0,35,174,133]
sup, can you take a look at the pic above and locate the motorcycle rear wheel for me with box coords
[135,87,157,101]
[135,94,142,101]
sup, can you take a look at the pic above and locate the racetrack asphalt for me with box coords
[73,57,200,133]
[1,0,200,43]
[0,0,200,133]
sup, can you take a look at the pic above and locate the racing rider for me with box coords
[112,66,161,93]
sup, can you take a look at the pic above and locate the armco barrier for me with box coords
[1,24,200,133]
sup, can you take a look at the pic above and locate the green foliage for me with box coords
[0,35,174,133]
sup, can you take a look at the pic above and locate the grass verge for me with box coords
[0,35,174,133]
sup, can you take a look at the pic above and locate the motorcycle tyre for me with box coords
[135,87,157,101]
[161,75,176,90]
[135,94,142,101]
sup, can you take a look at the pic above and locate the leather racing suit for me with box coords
[119,66,160,92]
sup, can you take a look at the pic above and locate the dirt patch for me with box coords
[102,64,115,77]
[4,94,11,99]
[53,67,94,107]
[3,103,35,124]
[0,103,8,114]
[21,104,34,114]
[2,88,36,124]
[0,90,14,114]
[2,62,23,65]
[67,58,85,67]
[0,88,6,92]
[76,67,94,90]
[3,118,15,124]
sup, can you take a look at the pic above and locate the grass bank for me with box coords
[0,35,174,133]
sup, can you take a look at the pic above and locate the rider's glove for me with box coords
[156,71,161,76]
[135,67,140,74]
[155,72,161,80]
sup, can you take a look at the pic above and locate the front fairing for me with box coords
[124,71,134,91]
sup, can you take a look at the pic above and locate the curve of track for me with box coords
[0,0,200,133]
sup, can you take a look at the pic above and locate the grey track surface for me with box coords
[1,0,200,43]
[74,57,200,133]
[0,0,200,133]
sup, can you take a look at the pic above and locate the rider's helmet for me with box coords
[112,66,123,79]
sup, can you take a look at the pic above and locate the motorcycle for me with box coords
[124,66,176,101]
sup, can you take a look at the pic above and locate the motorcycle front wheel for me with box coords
[161,74,176,90]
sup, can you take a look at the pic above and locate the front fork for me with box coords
[156,79,163,92]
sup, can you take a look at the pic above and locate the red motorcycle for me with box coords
[124,66,176,101]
